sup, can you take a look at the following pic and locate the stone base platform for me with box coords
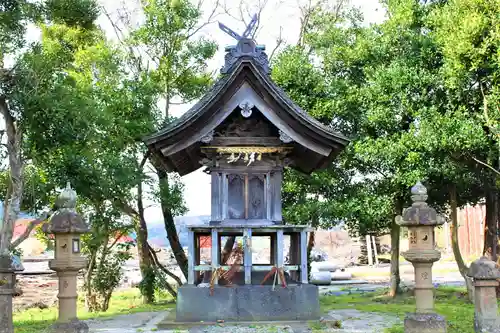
[404,313,446,333]
[175,284,320,322]
[50,320,89,333]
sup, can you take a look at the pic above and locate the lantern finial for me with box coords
[411,181,428,204]
[55,181,77,212]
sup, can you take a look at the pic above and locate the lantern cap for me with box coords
[468,256,500,280]
[42,182,89,235]
[397,181,443,227]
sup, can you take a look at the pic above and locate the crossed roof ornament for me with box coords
[218,14,258,41]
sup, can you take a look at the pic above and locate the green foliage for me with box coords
[156,173,188,217]
[138,266,156,303]
[276,0,497,239]
[128,0,217,108]
[0,0,42,55]
[0,164,56,214]
[44,0,99,29]
[430,0,500,89]
[84,241,134,312]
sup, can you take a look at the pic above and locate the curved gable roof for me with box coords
[144,39,350,175]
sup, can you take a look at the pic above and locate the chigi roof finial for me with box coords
[218,13,258,41]
[218,14,270,75]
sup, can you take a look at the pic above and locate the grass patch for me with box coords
[352,267,459,279]
[14,289,174,333]
[321,285,482,333]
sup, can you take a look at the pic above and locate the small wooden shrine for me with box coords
[144,18,349,323]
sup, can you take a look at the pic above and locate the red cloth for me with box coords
[199,236,212,248]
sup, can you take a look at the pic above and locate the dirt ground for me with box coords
[14,274,60,311]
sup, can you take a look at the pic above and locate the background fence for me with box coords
[434,205,485,258]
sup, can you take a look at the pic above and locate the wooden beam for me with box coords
[266,172,271,220]
[194,265,299,271]
[271,172,283,223]
[244,228,252,284]
[222,173,228,220]
[244,175,249,219]
[211,172,221,221]
[195,233,201,283]
[276,229,284,284]
[270,233,276,265]
[211,229,219,285]
[289,232,300,281]
[210,137,282,146]
[366,235,373,266]
[300,230,308,284]
[187,230,195,284]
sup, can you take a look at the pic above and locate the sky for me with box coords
[11,0,386,222]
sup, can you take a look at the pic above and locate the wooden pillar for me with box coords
[289,233,300,281]
[194,234,201,283]
[211,229,219,285]
[276,229,284,283]
[187,229,195,284]
[222,174,228,220]
[244,229,252,284]
[270,233,276,265]
[366,235,374,266]
[211,172,221,222]
[300,230,308,284]
[218,234,222,264]
[270,172,283,223]
[371,235,379,266]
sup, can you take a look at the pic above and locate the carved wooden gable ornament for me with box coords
[143,35,349,176]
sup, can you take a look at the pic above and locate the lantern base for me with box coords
[50,320,88,333]
[404,313,446,333]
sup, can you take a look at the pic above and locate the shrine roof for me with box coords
[143,39,350,175]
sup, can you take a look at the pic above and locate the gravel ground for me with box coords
[84,309,401,333]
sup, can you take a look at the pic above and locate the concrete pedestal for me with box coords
[413,262,435,313]
[176,284,320,322]
[49,269,88,332]
[50,320,89,333]
[0,262,14,333]
[473,279,500,332]
[404,313,447,333]
[54,270,79,323]
[468,256,500,333]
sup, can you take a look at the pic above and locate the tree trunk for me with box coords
[484,188,498,262]
[136,180,154,304]
[450,185,474,301]
[389,199,402,297]
[306,213,319,279]
[135,217,154,303]
[0,99,23,256]
[84,249,97,311]
[221,237,236,265]
[158,170,188,280]
[307,230,315,279]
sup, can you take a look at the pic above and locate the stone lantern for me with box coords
[467,256,500,332]
[42,182,89,333]
[0,255,24,333]
[397,181,446,333]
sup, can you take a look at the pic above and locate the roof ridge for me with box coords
[221,38,270,75]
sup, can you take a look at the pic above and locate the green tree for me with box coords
[430,0,500,261]
[274,0,490,297]
[103,0,218,290]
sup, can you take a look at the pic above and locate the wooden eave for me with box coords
[143,58,350,176]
